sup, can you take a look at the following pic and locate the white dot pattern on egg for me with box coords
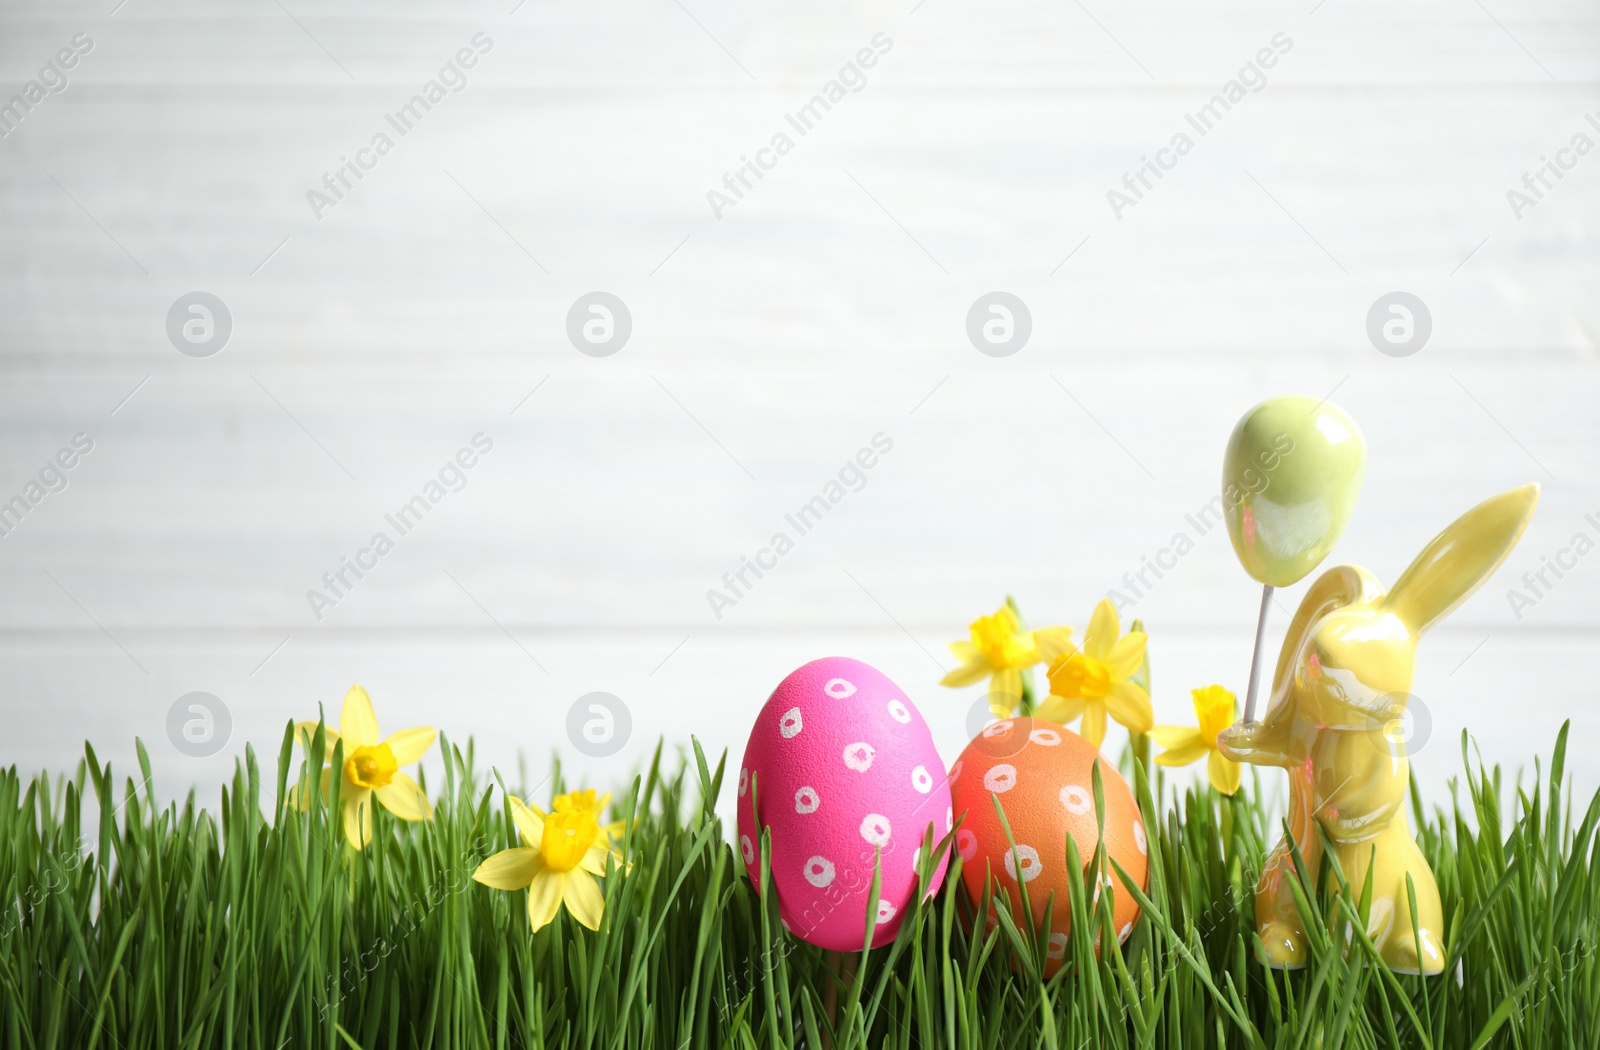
[984,764,1018,793]
[859,813,892,847]
[1004,844,1042,883]
[956,829,977,860]
[1134,820,1147,855]
[1060,784,1092,815]
[842,742,875,772]
[736,657,953,952]
[804,856,835,887]
[1029,728,1061,747]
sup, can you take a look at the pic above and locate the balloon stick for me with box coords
[1242,583,1274,723]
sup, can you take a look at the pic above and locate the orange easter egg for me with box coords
[949,717,1148,972]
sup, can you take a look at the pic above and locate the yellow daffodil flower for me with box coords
[292,684,436,849]
[942,603,1075,716]
[1037,598,1151,748]
[535,788,628,850]
[1151,685,1242,796]
[472,795,625,932]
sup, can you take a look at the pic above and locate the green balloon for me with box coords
[1223,396,1366,588]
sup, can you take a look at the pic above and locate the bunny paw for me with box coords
[1384,928,1446,975]
[1257,921,1308,970]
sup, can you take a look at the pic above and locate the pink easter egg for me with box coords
[736,657,952,950]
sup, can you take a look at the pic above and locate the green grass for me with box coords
[1,720,1597,1049]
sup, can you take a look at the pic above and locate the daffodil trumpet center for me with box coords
[1194,687,1237,744]
[346,743,398,790]
[970,610,1029,668]
[542,811,599,872]
[1057,655,1112,699]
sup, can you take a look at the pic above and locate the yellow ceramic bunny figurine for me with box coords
[1218,484,1539,973]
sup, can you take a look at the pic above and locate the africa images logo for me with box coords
[1504,109,1600,220]
[1105,33,1292,219]
[0,33,93,138]
[305,34,493,220]
[705,33,893,220]
[706,433,894,619]
[306,433,494,620]
[0,433,94,539]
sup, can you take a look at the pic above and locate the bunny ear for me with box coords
[1265,565,1382,715]
[1383,484,1539,637]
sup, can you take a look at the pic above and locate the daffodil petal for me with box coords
[509,796,545,848]
[948,640,979,663]
[294,721,341,754]
[562,870,605,930]
[1107,632,1147,680]
[1209,751,1242,796]
[1082,599,1119,661]
[1081,702,1107,749]
[473,847,540,890]
[383,726,436,766]
[990,668,1022,712]
[940,661,990,688]
[375,772,432,822]
[343,792,373,849]
[341,685,380,749]
[1011,632,1042,667]
[579,845,615,876]
[1148,725,1203,749]
[1032,626,1077,663]
[1104,680,1153,734]
[527,868,563,932]
[1154,739,1211,767]
[1035,694,1084,726]
[594,847,632,877]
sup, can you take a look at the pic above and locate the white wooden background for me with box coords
[1,0,1597,817]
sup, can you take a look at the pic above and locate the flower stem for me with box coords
[1129,618,1152,772]
[1008,594,1035,716]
